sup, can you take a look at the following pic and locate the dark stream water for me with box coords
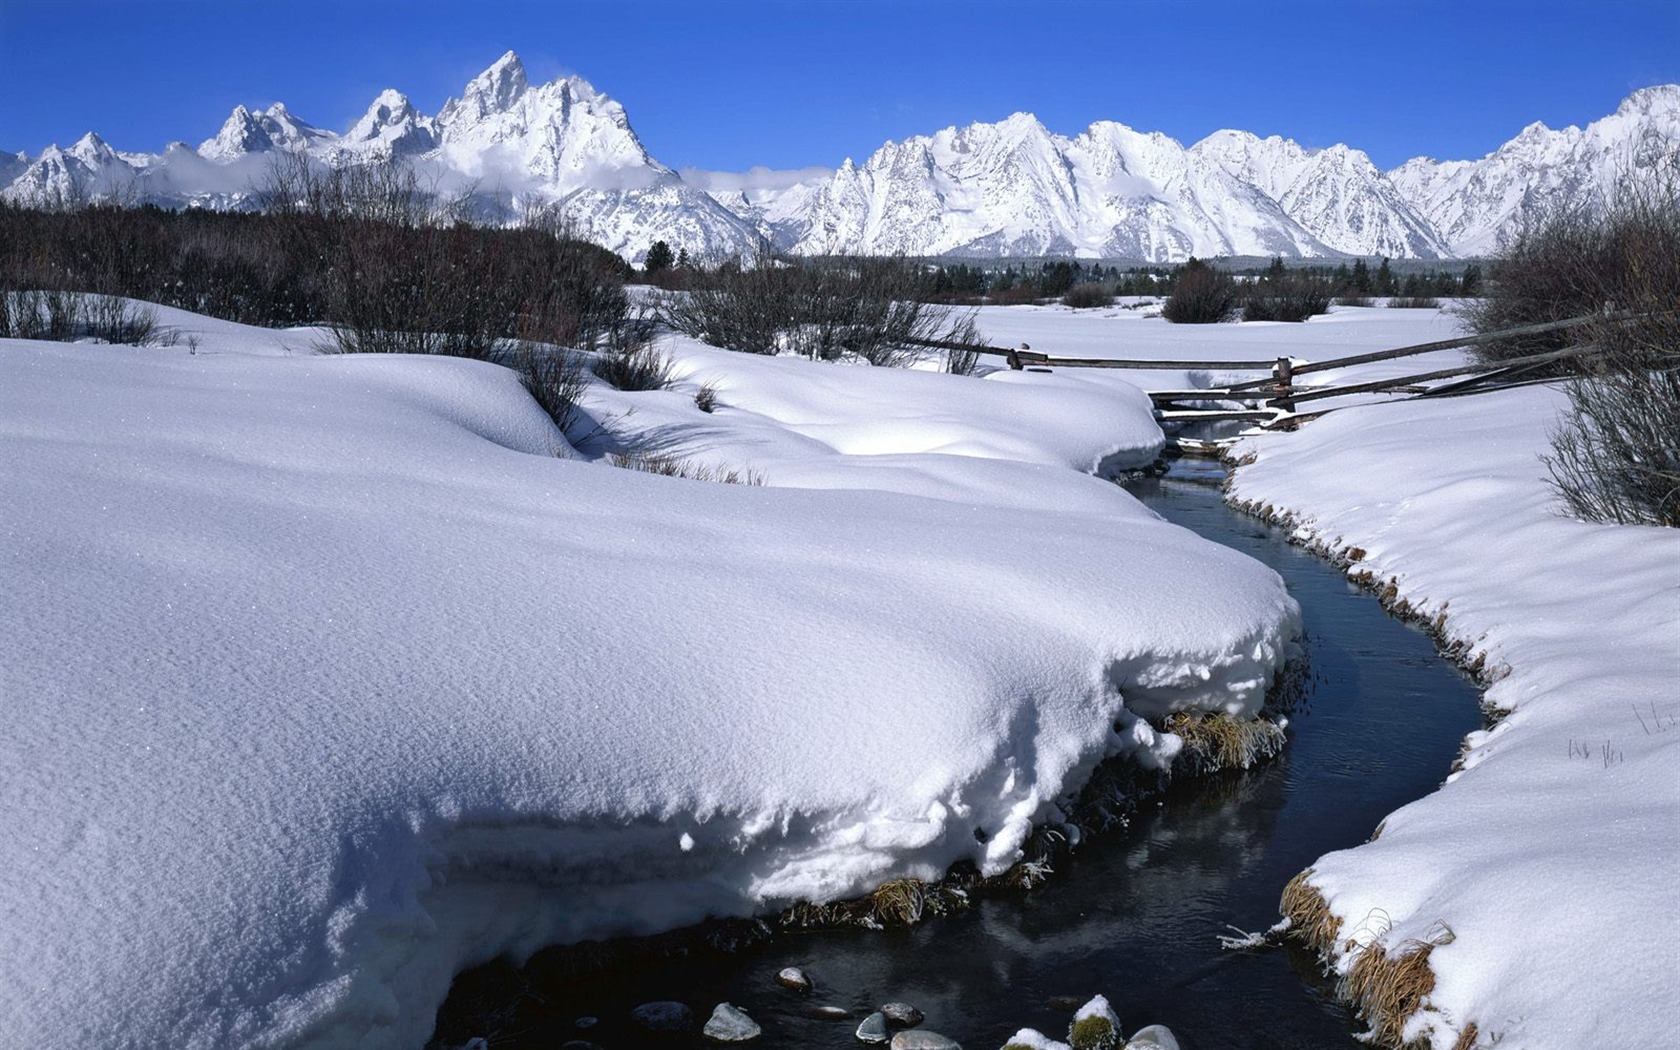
[432,463,1484,1050]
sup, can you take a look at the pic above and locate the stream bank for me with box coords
[429,464,1486,1050]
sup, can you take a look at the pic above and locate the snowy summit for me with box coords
[2,53,1675,262]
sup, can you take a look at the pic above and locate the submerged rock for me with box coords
[631,1000,694,1034]
[704,1002,762,1042]
[881,1001,925,1027]
[776,966,813,993]
[857,1011,891,1043]
[812,1005,852,1019]
[891,1031,962,1050]
[1124,1024,1180,1050]
[1068,995,1121,1050]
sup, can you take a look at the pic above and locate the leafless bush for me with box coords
[1547,363,1680,526]
[1061,282,1114,309]
[945,340,982,376]
[592,313,673,391]
[1464,160,1678,367]
[513,342,591,435]
[1336,294,1375,308]
[84,294,161,344]
[1243,271,1333,322]
[1162,259,1239,324]
[0,289,160,345]
[657,251,977,367]
[1517,164,1680,526]
[1386,296,1439,309]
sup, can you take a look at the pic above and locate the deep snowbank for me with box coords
[1,326,1297,1050]
[1228,387,1680,1049]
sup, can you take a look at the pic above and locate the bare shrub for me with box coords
[944,341,981,376]
[1496,164,1680,526]
[1547,359,1680,526]
[1061,282,1114,309]
[1336,294,1375,308]
[659,251,977,367]
[0,289,160,345]
[693,383,719,413]
[1162,259,1238,324]
[1243,269,1333,322]
[513,343,590,435]
[592,314,674,391]
[1463,160,1678,367]
[1,290,48,339]
[1386,295,1439,309]
[82,294,161,345]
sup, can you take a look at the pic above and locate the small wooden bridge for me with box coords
[909,315,1614,435]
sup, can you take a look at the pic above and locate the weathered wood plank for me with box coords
[1276,344,1598,406]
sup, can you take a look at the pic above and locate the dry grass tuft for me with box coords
[1280,869,1342,953]
[868,878,928,925]
[993,858,1054,890]
[609,451,765,486]
[1340,922,1455,1047]
[1451,1021,1481,1050]
[1165,711,1287,776]
[780,878,968,930]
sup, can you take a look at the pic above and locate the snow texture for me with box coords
[1229,382,1680,1049]
[0,307,1298,1050]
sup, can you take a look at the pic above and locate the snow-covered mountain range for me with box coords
[5,52,1675,263]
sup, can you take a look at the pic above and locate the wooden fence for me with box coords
[910,314,1622,428]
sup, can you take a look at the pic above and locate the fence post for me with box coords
[1273,357,1295,413]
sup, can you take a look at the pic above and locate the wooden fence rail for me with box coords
[907,313,1615,377]
[909,312,1646,428]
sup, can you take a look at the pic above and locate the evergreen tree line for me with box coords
[965,256,1484,304]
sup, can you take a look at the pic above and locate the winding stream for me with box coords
[430,462,1485,1050]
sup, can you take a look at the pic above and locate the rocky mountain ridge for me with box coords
[5,53,1674,263]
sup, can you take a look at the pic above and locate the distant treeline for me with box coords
[910,256,1482,304]
[0,165,632,356]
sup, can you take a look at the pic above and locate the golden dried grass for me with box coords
[1165,711,1288,775]
[1340,921,1457,1048]
[1279,869,1342,953]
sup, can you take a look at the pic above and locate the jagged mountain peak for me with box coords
[198,102,327,161]
[3,64,1674,265]
[1619,83,1680,115]
[439,51,530,125]
[70,131,116,159]
[343,90,436,156]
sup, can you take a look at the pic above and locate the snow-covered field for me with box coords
[1,305,1300,1050]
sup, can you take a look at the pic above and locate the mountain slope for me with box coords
[3,57,1674,262]
[1388,85,1680,256]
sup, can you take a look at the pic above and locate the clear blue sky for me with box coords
[1,0,1675,170]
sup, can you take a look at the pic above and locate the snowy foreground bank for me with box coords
[0,307,1299,1050]
[1228,389,1680,1049]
